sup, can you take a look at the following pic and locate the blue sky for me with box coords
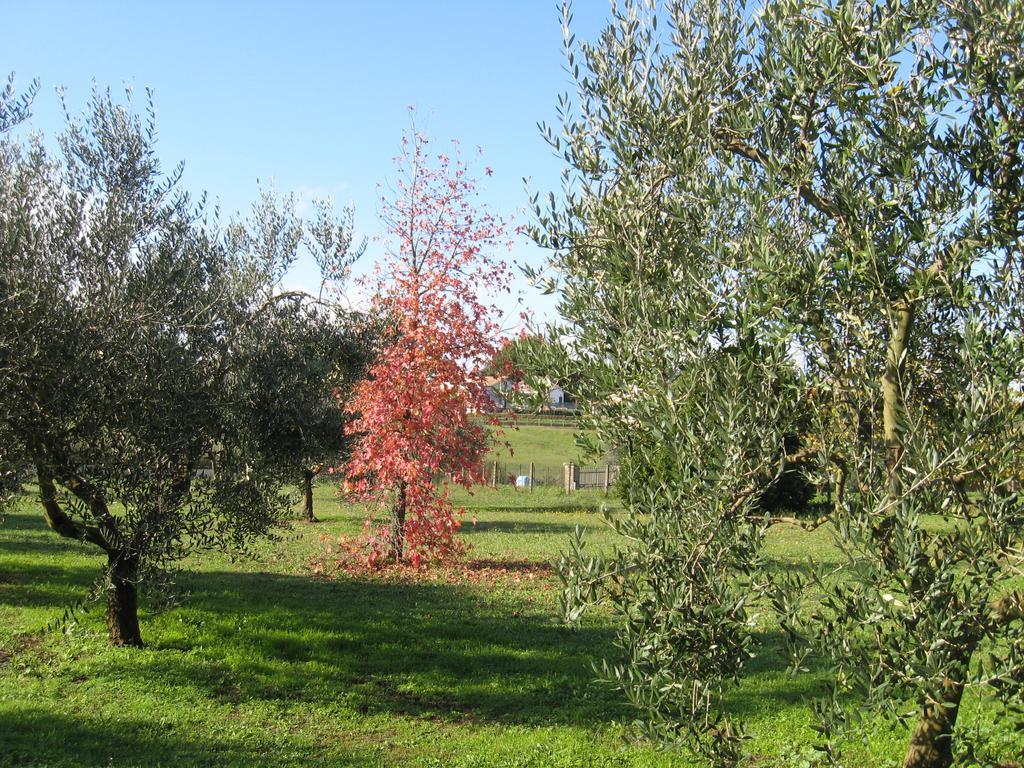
[2,1,611,327]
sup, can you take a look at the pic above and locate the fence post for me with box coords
[529,461,535,492]
[491,460,497,488]
[563,463,580,493]
[603,463,610,494]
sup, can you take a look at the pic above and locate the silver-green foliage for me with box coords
[0,73,37,512]
[528,1,1023,765]
[0,72,37,134]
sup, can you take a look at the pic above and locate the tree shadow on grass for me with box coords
[0,562,100,612]
[461,520,583,536]
[1,502,103,559]
[0,707,380,768]
[0,536,101,559]
[111,570,626,730]
[720,631,835,720]
[459,494,611,515]
[1,509,105,620]
[460,559,555,576]
[1,567,628,765]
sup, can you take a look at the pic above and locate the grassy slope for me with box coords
[484,424,602,487]
[486,424,595,467]
[0,486,1017,767]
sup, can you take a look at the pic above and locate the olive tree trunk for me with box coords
[106,552,143,647]
[903,642,974,768]
[882,300,969,768]
[302,468,317,523]
[902,674,965,768]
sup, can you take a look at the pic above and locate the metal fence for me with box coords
[486,412,578,427]
[465,460,620,493]
[470,461,564,489]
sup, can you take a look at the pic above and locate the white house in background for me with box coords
[484,376,576,412]
[548,385,570,407]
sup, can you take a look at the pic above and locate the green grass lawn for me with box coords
[0,485,1018,767]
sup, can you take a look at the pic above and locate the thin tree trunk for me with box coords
[389,480,407,562]
[832,460,847,517]
[874,300,915,557]
[106,552,143,648]
[302,468,317,523]
[883,300,915,492]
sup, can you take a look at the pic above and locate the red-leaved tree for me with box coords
[343,127,511,567]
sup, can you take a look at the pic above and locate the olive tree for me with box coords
[0,73,37,511]
[0,89,315,646]
[0,72,37,133]
[239,302,373,522]
[531,1,1024,766]
[226,192,373,523]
